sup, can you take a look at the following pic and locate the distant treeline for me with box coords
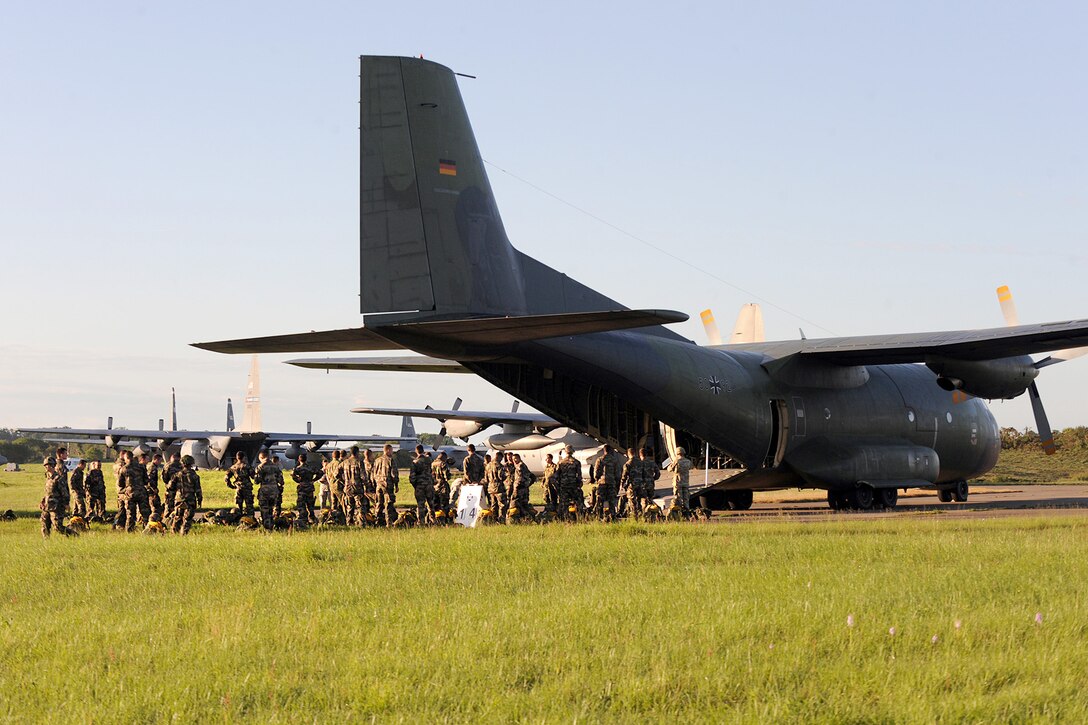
[1000,426,1088,452]
[0,429,108,463]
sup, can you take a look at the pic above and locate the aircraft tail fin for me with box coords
[359,56,679,339]
[171,387,178,431]
[241,355,262,432]
[400,415,417,441]
[226,399,235,431]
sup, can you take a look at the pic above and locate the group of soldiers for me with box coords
[38,438,699,537]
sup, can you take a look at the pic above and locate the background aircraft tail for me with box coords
[359,56,670,334]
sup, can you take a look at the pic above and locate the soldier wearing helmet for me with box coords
[556,445,584,520]
[254,450,283,530]
[224,451,256,516]
[409,445,437,525]
[171,455,203,535]
[40,458,71,538]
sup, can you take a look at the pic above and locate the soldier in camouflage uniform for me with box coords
[86,460,107,520]
[431,451,452,512]
[120,451,152,532]
[254,450,283,530]
[162,453,183,525]
[509,453,536,518]
[556,446,584,520]
[667,447,694,511]
[317,454,332,510]
[325,450,344,513]
[224,451,255,516]
[622,446,644,520]
[172,455,203,535]
[269,455,285,518]
[111,453,127,529]
[291,454,318,529]
[363,449,378,515]
[451,444,484,512]
[69,459,88,518]
[40,458,71,537]
[372,444,399,526]
[590,444,620,520]
[340,446,369,526]
[484,454,507,518]
[145,453,165,522]
[409,445,436,525]
[540,453,559,513]
[640,447,660,507]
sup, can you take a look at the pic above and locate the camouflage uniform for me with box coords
[324,456,344,512]
[621,453,645,517]
[372,452,399,526]
[556,454,584,518]
[69,465,88,518]
[40,464,69,537]
[270,459,285,517]
[340,453,369,526]
[121,460,152,532]
[668,454,694,510]
[112,459,127,528]
[145,461,164,522]
[86,468,107,519]
[541,460,559,512]
[318,458,332,510]
[409,454,437,524]
[431,457,451,511]
[162,459,183,523]
[224,460,256,516]
[640,454,661,505]
[484,458,508,517]
[255,460,283,529]
[363,453,378,514]
[510,461,536,514]
[590,452,619,519]
[172,467,203,535]
[291,461,318,528]
[462,451,485,484]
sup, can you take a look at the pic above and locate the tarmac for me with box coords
[707,484,1088,522]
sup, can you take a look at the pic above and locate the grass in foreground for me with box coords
[1,512,1086,722]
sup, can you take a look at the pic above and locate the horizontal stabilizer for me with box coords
[286,356,470,373]
[192,327,401,354]
[386,309,688,346]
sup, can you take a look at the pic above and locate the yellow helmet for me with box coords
[568,505,577,513]
[435,509,446,518]
[480,508,492,517]
[508,507,519,516]
[145,521,165,533]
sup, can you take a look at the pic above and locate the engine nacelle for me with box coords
[131,441,153,458]
[486,433,556,451]
[181,439,215,469]
[283,444,302,460]
[926,355,1037,400]
[787,438,940,488]
[446,420,484,440]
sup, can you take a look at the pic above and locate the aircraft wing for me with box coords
[18,427,240,440]
[286,356,470,373]
[725,319,1088,365]
[265,433,419,443]
[350,406,560,428]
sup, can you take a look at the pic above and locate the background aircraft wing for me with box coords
[727,319,1088,365]
[286,356,470,373]
[265,433,419,443]
[192,327,402,354]
[19,427,240,440]
[350,406,560,427]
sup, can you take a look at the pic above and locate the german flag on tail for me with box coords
[439,159,457,176]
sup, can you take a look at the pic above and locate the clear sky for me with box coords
[2,1,1085,441]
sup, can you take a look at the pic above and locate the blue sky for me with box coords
[1,1,1085,439]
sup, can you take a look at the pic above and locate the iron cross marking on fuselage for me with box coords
[709,376,722,395]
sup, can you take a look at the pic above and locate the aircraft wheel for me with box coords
[875,487,898,509]
[851,484,875,511]
[729,490,753,511]
[827,490,843,510]
[938,488,953,503]
[953,481,969,503]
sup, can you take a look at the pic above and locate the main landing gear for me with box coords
[827,484,898,511]
[937,480,969,503]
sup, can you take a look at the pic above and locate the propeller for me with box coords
[995,285,1082,455]
[433,397,463,449]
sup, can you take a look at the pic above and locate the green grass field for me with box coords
[2,466,1088,721]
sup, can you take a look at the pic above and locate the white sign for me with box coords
[455,484,484,528]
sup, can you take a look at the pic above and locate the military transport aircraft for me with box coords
[20,357,415,469]
[194,55,1088,511]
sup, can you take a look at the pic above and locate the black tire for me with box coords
[827,490,843,510]
[875,487,898,509]
[953,480,969,503]
[938,488,953,503]
[729,490,754,511]
[851,484,875,510]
